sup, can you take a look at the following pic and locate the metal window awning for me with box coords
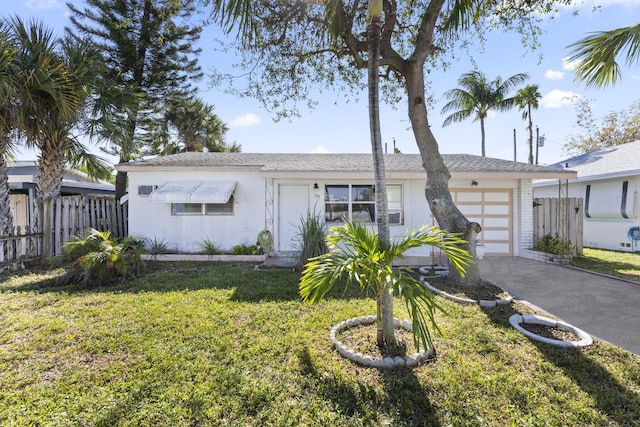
[149,181,236,203]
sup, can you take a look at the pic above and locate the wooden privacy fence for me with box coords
[533,197,583,256]
[1,195,128,267]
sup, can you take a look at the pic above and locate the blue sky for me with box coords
[7,0,640,166]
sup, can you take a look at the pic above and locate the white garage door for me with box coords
[452,189,513,256]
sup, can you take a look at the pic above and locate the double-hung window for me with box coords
[324,184,402,224]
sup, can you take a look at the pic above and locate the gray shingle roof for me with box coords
[548,140,640,180]
[117,152,572,176]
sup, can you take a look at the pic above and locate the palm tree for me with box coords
[5,18,77,259]
[514,84,541,164]
[441,71,529,157]
[300,220,471,353]
[567,23,640,88]
[363,0,397,347]
[149,97,233,155]
[8,17,105,258]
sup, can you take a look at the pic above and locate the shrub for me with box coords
[197,239,223,255]
[57,228,145,287]
[295,210,328,269]
[233,244,260,255]
[145,236,171,254]
[535,234,573,255]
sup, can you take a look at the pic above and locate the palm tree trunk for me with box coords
[368,14,396,349]
[405,62,481,288]
[480,118,486,157]
[36,148,67,260]
[527,105,534,164]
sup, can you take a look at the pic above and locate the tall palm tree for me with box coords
[514,84,541,164]
[9,17,104,258]
[441,71,529,157]
[364,0,396,348]
[213,0,469,352]
[5,17,78,259]
[567,23,640,88]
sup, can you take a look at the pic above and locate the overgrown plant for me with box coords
[299,220,472,353]
[535,234,573,255]
[295,210,328,269]
[57,228,144,287]
[197,238,223,255]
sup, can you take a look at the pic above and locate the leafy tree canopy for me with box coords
[210,0,570,121]
[564,99,640,155]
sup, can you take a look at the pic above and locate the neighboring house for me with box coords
[117,152,574,261]
[534,141,640,252]
[8,160,116,230]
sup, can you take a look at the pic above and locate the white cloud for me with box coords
[562,57,580,71]
[545,69,565,80]
[229,113,260,128]
[540,90,581,109]
[310,145,329,153]
[26,0,62,10]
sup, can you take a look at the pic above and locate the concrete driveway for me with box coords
[477,256,640,356]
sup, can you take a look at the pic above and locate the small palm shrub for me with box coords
[58,228,145,287]
[145,236,171,254]
[299,220,472,352]
[197,238,223,255]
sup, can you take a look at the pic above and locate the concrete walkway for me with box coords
[477,257,640,356]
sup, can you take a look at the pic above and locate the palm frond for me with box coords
[567,23,640,88]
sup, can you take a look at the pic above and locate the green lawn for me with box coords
[1,262,639,426]
[571,248,640,282]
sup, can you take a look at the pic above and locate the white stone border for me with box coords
[330,316,435,369]
[420,276,513,308]
[509,314,593,348]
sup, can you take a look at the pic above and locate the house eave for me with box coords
[260,170,577,180]
[116,164,263,173]
[534,169,637,187]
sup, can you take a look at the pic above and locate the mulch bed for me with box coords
[337,323,419,358]
[519,322,582,342]
[403,268,509,301]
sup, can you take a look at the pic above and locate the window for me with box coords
[325,184,402,224]
[172,195,234,216]
[138,185,157,195]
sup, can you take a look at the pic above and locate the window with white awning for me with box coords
[149,181,236,204]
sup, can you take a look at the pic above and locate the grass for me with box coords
[571,248,640,282]
[1,262,639,426]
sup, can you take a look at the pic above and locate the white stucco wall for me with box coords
[534,176,640,252]
[128,170,265,253]
[127,170,531,257]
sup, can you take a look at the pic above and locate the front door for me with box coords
[278,185,310,252]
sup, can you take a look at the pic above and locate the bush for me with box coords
[197,239,223,255]
[534,234,573,255]
[233,244,260,255]
[145,236,171,254]
[295,210,328,269]
[57,228,145,287]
